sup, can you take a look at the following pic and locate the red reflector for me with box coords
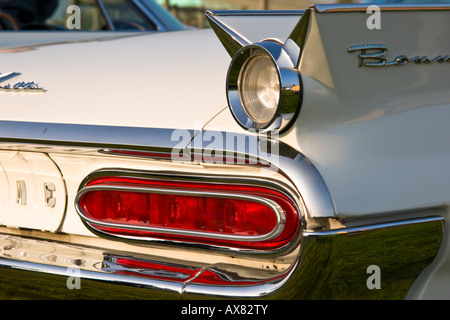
[190,269,286,286]
[76,177,299,250]
[107,255,292,286]
[110,257,200,282]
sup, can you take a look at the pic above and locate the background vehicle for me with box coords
[0,0,185,31]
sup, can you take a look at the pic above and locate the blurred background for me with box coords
[154,0,354,28]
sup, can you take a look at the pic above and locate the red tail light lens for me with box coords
[76,176,299,250]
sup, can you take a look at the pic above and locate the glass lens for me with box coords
[239,54,280,124]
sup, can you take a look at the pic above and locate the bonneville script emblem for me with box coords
[348,44,450,67]
[0,72,45,92]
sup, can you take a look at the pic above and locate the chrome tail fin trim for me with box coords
[205,11,251,58]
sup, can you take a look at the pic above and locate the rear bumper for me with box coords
[0,216,443,300]
[0,122,444,299]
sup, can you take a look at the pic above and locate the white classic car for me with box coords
[0,0,448,301]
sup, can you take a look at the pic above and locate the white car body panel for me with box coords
[284,9,450,218]
[1,29,230,130]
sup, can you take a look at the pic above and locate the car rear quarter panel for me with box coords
[0,28,230,130]
[281,9,450,219]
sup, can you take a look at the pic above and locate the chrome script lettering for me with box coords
[0,72,45,92]
[348,43,450,67]
[1,81,45,92]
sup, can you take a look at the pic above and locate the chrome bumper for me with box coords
[0,216,443,300]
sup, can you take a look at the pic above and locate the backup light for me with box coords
[239,53,280,124]
[227,41,302,132]
[76,176,300,251]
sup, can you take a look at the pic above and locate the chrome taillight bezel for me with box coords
[75,171,302,253]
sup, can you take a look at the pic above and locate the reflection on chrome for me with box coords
[0,234,103,271]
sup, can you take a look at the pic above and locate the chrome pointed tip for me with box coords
[205,11,251,58]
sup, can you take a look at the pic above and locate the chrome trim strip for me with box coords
[0,72,20,84]
[0,120,191,155]
[313,3,450,12]
[0,120,335,219]
[75,184,286,242]
[305,216,444,237]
